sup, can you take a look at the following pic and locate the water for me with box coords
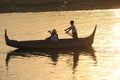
[1,9,120,80]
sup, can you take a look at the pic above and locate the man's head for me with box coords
[70,20,74,25]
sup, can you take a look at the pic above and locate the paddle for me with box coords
[66,32,73,37]
[64,30,73,37]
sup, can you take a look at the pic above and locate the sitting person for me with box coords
[46,29,59,41]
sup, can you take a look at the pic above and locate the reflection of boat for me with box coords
[5,49,60,70]
[6,47,97,71]
[72,47,97,74]
[5,26,97,49]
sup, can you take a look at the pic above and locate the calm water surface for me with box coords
[1,9,120,80]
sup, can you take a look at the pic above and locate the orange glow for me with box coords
[112,9,120,17]
[110,25,120,47]
[112,25,120,37]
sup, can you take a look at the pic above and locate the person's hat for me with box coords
[52,29,57,33]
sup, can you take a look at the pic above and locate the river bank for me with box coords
[0,1,120,13]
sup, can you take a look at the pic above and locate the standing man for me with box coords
[65,20,78,39]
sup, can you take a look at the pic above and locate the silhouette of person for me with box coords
[65,20,78,39]
[46,29,59,41]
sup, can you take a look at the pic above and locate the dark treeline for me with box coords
[0,0,119,4]
[0,0,120,13]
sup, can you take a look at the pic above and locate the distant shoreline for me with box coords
[0,1,120,13]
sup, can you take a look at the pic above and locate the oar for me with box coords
[66,32,73,37]
[64,30,73,37]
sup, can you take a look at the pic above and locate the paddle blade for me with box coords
[66,32,73,37]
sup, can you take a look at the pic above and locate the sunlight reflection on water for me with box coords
[1,9,120,80]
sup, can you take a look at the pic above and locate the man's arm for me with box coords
[65,27,71,33]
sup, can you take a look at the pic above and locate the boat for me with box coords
[5,25,97,50]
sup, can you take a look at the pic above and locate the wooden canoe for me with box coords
[5,26,97,50]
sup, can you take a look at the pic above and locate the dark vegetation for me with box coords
[0,0,120,13]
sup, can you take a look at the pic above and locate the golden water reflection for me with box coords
[2,9,120,80]
[112,9,120,17]
[110,25,120,48]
